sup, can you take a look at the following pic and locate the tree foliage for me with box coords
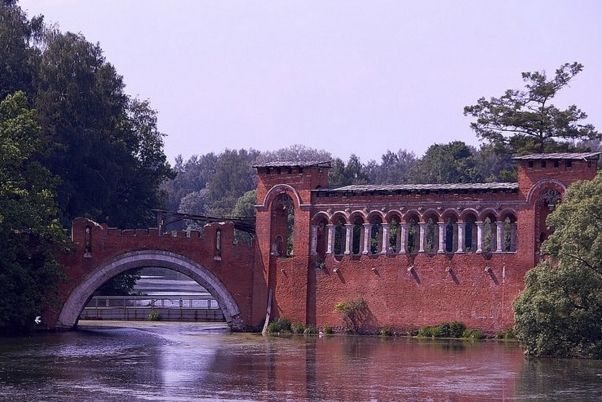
[0,91,65,334]
[409,141,483,184]
[465,62,601,154]
[35,31,172,227]
[254,144,331,164]
[0,2,174,305]
[514,174,602,358]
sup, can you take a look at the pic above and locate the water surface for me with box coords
[1,321,601,401]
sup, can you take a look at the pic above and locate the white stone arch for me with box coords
[349,210,368,223]
[311,211,330,224]
[478,208,499,222]
[57,250,241,330]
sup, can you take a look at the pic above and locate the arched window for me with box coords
[388,216,400,252]
[407,217,419,254]
[315,217,328,259]
[425,216,438,254]
[271,194,295,258]
[536,188,561,252]
[352,216,363,255]
[464,215,477,252]
[445,217,456,253]
[502,214,517,252]
[482,216,496,253]
[84,226,92,257]
[333,217,346,255]
[215,229,222,258]
[369,215,382,254]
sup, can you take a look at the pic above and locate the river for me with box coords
[1,321,601,401]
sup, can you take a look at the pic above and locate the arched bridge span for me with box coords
[49,218,258,330]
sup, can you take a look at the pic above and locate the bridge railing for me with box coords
[80,294,224,321]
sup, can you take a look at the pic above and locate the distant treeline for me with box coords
[162,142,517,225]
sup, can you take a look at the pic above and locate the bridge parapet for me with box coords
[46,217,259,331]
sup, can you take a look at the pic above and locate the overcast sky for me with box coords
[19,0,602,164]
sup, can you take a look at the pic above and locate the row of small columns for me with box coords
[310,221,516,255]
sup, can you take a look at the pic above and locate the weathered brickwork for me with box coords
[255,155,599,333]
[46,219,256,330]
[48,154,598,333]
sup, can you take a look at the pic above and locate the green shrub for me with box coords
[462,328,485,340]
[417,322,467,338]
[267,317,292,334]
[291,322,305,334]
[322,326,333,335]
[147,309,161,321]
[379,326,393,337]
[496,328,515,340]
[303,325,317,335]
[417,326,436,337]
[334,298,368,333]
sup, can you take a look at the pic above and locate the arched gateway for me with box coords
[57,250,241,329]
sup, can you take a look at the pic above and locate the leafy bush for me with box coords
[513,174,602,359]
[291,322,305,334]
[267,317,292,334]
[417,322,467,338]
[379,326,393,337]
[334,298,368,333]
[496,328,515,340]
[417,326,436,337]
[147,309,161,321]
[303,325,317,335]
[462,328,485,340]
[322,326,333,335]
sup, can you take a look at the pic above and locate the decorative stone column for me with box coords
[344,224,353,255]
[326,224,335,254]
[310,225,318,256]
[438,223,445,253]
[476,221,484,253]
[399,224,408,254]
[381,223,389,254]
[496,221,503,253]
[456,222,465,253]
[362,223,371,254]
[418,223,427,253]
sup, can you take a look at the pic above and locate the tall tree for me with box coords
[328,154,368,188]
[409,141,483,184]
[465,62,601,154]
[514,173,602,358]
[0,91,65,334]
[365,149,417,184]
[206,149,258,216]
[35,31,172,227]
[161,153,218,212]
[254,144,331,164]
[0,1,42,100]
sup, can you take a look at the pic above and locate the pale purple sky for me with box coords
[19,0,602,164]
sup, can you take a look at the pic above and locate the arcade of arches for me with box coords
[49,153,599,334]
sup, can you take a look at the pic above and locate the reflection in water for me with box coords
[0,322,601,401]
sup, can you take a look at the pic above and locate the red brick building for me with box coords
[253,152,599,333]
[53,152,599,333]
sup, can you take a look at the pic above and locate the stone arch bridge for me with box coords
[47,218,260,330]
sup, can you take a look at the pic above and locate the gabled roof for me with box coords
[252,160,331,169]
[512,152,601,161]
